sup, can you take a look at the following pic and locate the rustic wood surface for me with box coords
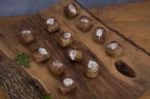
[90,0,150,54]
[0,50,48,99]
[0,16,26,27]
[0,0,150,99]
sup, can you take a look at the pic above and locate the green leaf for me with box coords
[44,94,52,99]
[15,52,30,68]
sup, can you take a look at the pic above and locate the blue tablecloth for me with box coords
[0,0,141,16]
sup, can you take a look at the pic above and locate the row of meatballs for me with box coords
[64,3,124,57]
[19,3,123,94]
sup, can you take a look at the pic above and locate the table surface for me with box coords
[0,1,149,99]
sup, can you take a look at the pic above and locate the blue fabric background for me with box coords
[0,0,142,16]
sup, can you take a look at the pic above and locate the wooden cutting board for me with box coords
[0,0,149,99]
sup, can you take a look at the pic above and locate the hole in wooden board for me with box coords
[115,60,136,78]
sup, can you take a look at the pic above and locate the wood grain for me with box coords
[90,0,150,54]
[0,16,26,27]
[0,0,149,99]
[0,50,48,99]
